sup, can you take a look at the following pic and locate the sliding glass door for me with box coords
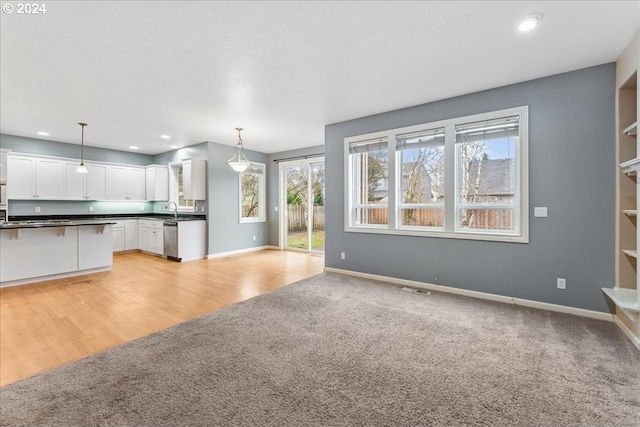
[280,158,325,253]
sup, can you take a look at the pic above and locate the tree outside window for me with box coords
[345,106,528,242]
[397,128,445,228]
[349,138,388,226]
[239,163,265,223]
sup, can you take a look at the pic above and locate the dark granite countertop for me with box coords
[0,219,117,229]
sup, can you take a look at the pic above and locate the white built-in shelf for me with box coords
[602,287,639,321]
[623,209,638,216]
[622,249,638,258]
[623,121,637,137]
[620,157,640,175]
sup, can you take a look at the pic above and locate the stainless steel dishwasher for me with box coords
[163,220,180,261]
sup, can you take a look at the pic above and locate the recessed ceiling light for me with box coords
[160,135,171,139]
[129,146,138,150]
[517,13,542,32]
[37,131,50,136]
[170,145,179,149]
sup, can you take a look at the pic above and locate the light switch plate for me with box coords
[534,207,548,217]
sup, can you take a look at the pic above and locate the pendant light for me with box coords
[227,127,251,172]
[76,122,88,174]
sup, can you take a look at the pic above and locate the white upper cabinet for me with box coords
[64,161,86,200]
[86,163,107,200]
[5,153,167,202]
[7,155,35,199]
[106,165,145,200]
[107,165,127,199]
[36,158,64,199]
[8,154,63,199]
[183,158,206,200]
[0,149,9,184]
[145,165,169,201]
[63,161,108,200]
[126,167,146,200]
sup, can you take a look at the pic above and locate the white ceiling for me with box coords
[1,1,638,155]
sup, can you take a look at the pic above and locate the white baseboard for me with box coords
[207,246,268,259]
[324,267,613,322]
[0,266,112,289]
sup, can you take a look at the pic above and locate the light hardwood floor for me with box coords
[0,250,324,386]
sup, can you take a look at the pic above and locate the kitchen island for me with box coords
[0,220,115,287]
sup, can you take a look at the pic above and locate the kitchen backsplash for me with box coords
[8,200,207,217]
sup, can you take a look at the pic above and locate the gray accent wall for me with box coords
[266,145,324,248]
[159,140,268,255]
[207,142,268,254]
[325,63,616,312]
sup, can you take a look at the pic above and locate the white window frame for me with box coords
[345,136,390,230]
[239,162,266,223]
[168,160,196,212]
[345,106,529,243]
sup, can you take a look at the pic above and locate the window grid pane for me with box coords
[455,115,519,233]
[241,172,260,218]
[397,128,445,228]
[240,163,265,222]
[350,139,388,227]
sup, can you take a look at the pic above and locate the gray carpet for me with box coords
[1,273,639,427]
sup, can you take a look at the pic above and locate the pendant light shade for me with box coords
[227,127,251,172]
[76,122,89,174]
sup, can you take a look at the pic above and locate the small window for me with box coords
[169,161,195,211]
[239,162,266,223]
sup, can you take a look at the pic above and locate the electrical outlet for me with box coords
[534,207,548,217]
[557,278,566,290]
[140,206,145,211]
[275,206,279,212]
[88,206,94,212]
[341,252,346,260]
[253,235,256,241]
[35,206,41,213]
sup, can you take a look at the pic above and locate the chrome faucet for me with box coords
[165,201,178,219]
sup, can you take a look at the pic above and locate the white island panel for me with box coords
[79,224,114,270]
[0,226,78,282]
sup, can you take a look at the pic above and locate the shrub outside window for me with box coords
[345,106,528,243]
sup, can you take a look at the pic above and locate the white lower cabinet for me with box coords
[124,220,138,250]
[138,219,164,255]
[113,219,138,252]
[112,220,125,252]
